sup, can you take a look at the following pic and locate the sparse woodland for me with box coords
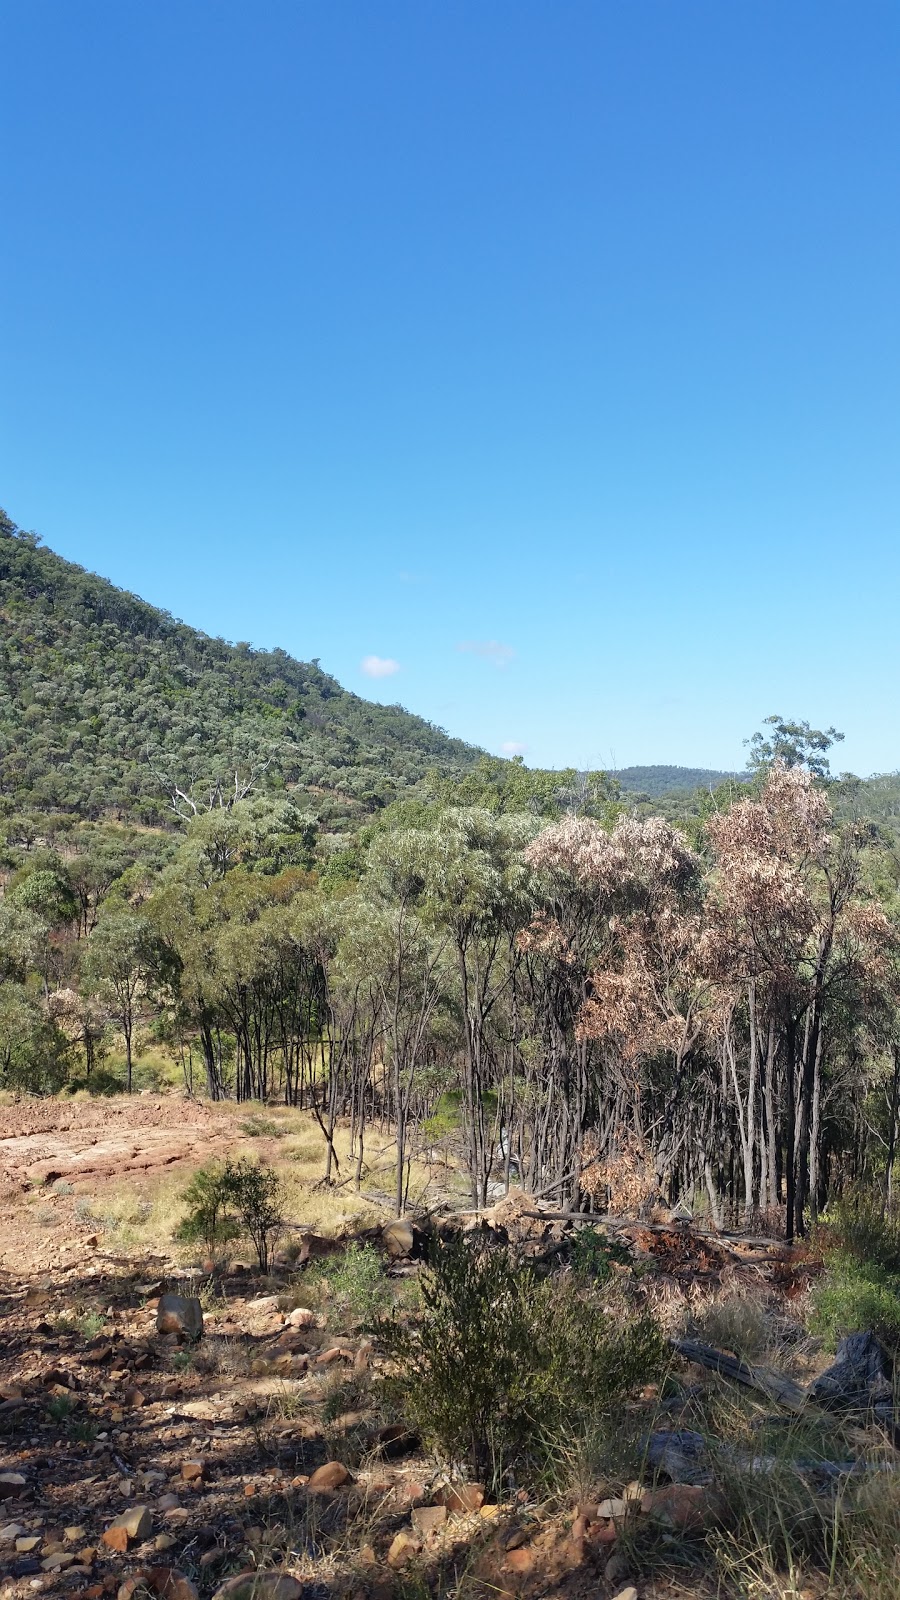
[2,516,900,1248]
[9,518,900,1600]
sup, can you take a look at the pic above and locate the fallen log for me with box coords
[672,1337,808,1411]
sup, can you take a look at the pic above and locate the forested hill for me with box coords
[616,765,738,796]
[0,512,481,824]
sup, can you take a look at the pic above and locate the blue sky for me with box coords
[2,2,899,777]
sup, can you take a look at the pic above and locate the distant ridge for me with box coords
[615,764,741,797]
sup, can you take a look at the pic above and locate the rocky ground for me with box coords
[1,1096,897,1600]
[0,1097,237,1277]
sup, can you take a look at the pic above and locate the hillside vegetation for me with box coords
[0,511,480,825]
[616,763,737,796]
[5,518,900,1598]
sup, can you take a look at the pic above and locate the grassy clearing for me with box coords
[70,1106,440,1259]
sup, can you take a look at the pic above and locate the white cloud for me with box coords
[457,639,515,668]
[501,741,528,756]
[361,654,400,678]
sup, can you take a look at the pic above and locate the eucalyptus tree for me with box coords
[354,826,454,1214]
[409,808,538,1207]
[82,910,162,1091]
[706,764,897,1235]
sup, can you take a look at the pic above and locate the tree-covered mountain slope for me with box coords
[615,764,738,797]
[0,511,481,823]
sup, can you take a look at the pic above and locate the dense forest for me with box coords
[3,514,900,1246]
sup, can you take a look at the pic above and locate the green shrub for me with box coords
[222,1157,284,1273]
[808,1255,900,1351]
[239,1114,285,1138]
[175,1156,284,1271]
[311,1242,390,1323]
[374,1235,665,1488]
[175,1162,241,1259]
[823,1192,900,1276]
[46,1394,75,1422]
[809,1191,900,1351]
[570,1225,633,1283]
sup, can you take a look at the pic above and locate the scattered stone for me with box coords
[387,1530,420,1568]
[211,1575,307,1600]
[411,1505,447,1536]
[640,1483,716,1533]
[610,1589,638,1600]
[274,1328,308,1352]
[285,1307,315,1329]
[16,1537,41,1553]
[158,1495,181,1511]
[42,1551,75,1571]
[596,1496,628,1519]
[0,1472,27,1499]
[64,1526,86,1543]
[604,1550,632,1587]
[505,1546,533,1574]
[156,1294,203,1342]
[124,1388,146,1408]
[437,1482,485,1514]
[315,1346,351,1366]
[146,1566,200,1600]
[181,1461,205,1482]
[247,1296,281,1313]
[0,1522,26,1542]
[306,1461,351,1492]
[102,1506,153,1549]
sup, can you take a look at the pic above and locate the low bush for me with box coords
[704,1400,900,1600]
[374,1234,665,1489]
[824,1191,900,1275]
[810,1191,900,1351]
[309,1242,390,1323]
[174,1163,241,1259]
[570,1225,633,1283]
[175,1157,284,1272]
[227,1157,284,1273]
[808,1255,900,1350]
